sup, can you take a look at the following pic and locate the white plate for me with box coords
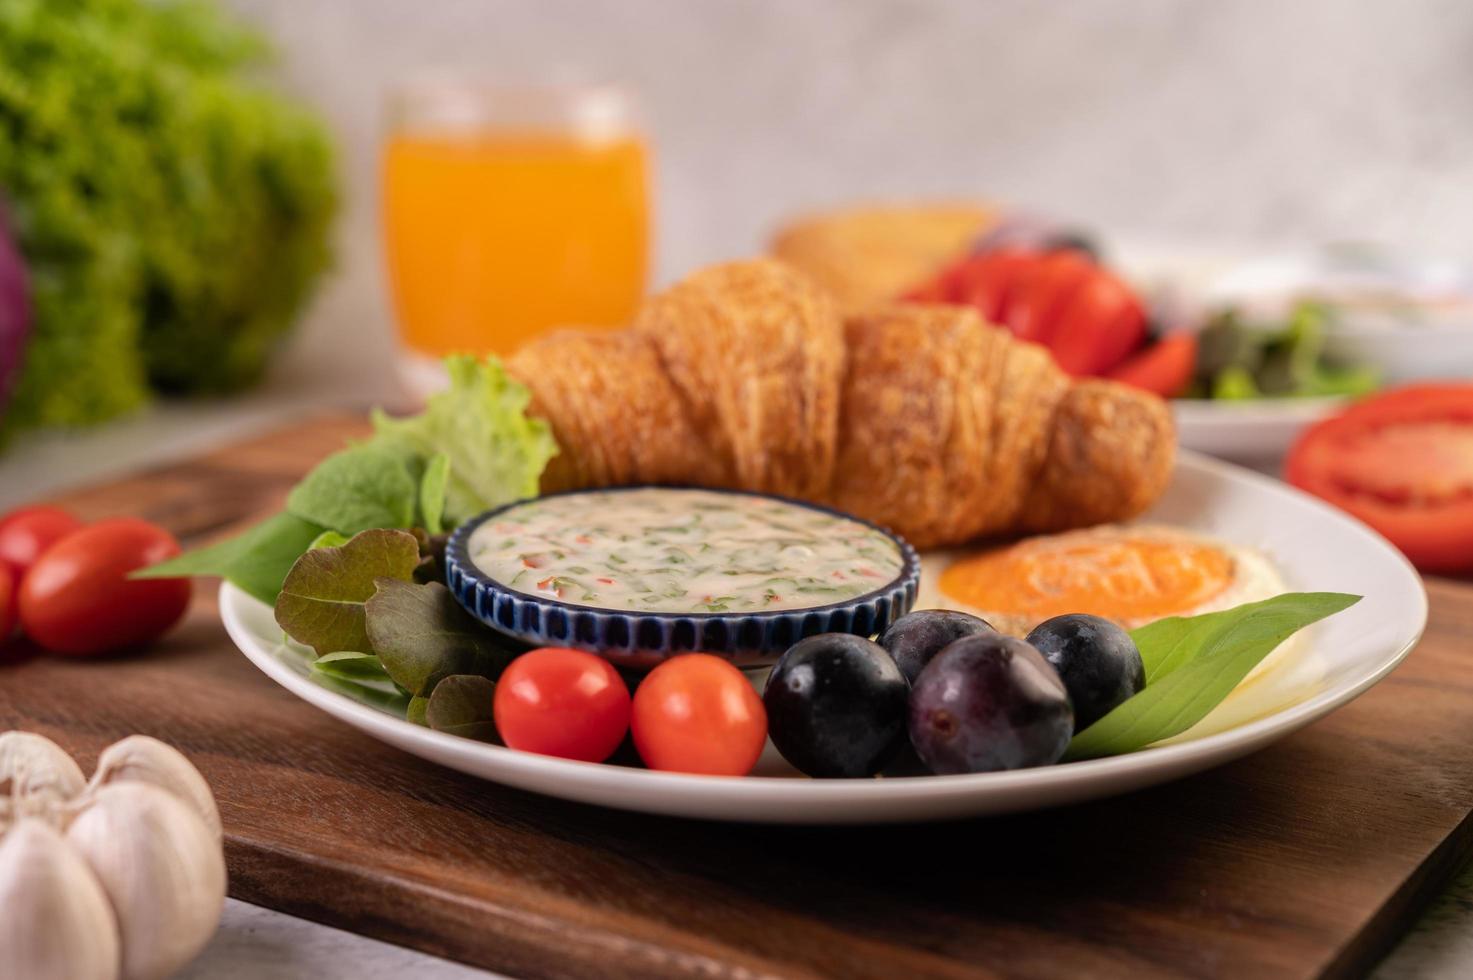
[221,452,1427,824]
[1172,396,1344,462]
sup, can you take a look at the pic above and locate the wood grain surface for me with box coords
[2,414,1470,980]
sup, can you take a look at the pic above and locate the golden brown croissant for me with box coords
[507,259,1175,549]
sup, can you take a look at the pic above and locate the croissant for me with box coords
[507,258,1174,549]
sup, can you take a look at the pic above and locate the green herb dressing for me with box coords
[469,489,904,614]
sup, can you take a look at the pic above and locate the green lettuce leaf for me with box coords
[311,651,394,684]
[308,530,351,551]
[372,355,557,527]
[136,354,556,596]
[273,529,421,656]
[1066,592,1361,760]
[310,672,412,716]
[425,675,500,742]
[365,578,519,697]
[286,444,419,535]
[419,452,451,535]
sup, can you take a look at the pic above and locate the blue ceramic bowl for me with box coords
[444,487,920,667]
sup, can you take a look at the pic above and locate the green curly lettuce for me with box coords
[371,355,558,527]
[137,356,558,603]
[0,0,336,438]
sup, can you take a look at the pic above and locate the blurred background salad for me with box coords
[0,0,336,444]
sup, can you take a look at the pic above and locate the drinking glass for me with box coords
[381,77,651,380]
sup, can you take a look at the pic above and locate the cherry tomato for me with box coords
[1286,383,1473,572]
[1106,333,1198,397]
[0,505,83,580]
[0,563,15,641]
[631,654,768,776]
[1048,268,1147,376]
[493,647,631,762]
[18,517,191,656]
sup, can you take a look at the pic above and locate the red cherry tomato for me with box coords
[18,518,191,656]
[631,654,768,776]
[1047,268,1147,376]
[493,647,631,762]
[1106,333,1198,397]
[0,506,83,580]
[1286,383,1473,572]
[0,563,15,642]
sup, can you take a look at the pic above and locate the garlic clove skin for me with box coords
[0,732,86,831]
[88,736,222,842]
[0,819,122,980]
[66,783,226,980]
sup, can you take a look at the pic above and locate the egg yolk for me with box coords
[939,532,1235,622]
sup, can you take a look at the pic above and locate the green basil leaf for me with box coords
[1066,592,1361,760]
[311,651,393,683]
[273,529,421,656]
[132,512,325,605]
[425,674,499,742]
[286,444,418,535]
[407,695,430,726]
[365,578,518,696]
[420,451,451,534]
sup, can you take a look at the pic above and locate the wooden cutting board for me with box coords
[2,413,1470,980]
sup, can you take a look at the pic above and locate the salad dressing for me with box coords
[469,489,903,613]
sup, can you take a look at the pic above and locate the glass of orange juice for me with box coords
[381,77,651,383]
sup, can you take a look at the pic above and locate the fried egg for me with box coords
[915,524,1285,637]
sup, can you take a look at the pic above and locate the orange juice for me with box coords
[382,130,650,356]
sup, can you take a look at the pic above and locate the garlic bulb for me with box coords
[0,820,120,980]
[88,736,222,842]
[68,783,226,980]
[0,731,226,980]
[0,731,86,828]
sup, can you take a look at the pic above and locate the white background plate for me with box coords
[221,451,1427,823]
[1172,396,1344,462]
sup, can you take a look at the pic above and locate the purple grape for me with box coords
[909,634,1073,774]
[764,633,909,778]
[1026,613,1144,732]
[878,609,994,685]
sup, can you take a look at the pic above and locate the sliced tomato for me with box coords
[1001,250,1095,344]
[1048,268,1147,376]
[953,249,1034,324]
[1286,383,1473,572]
[1105,333,1198,397]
